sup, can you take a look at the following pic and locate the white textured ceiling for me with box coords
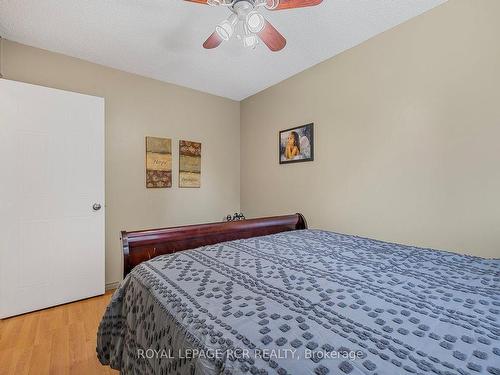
[0,0,446,100]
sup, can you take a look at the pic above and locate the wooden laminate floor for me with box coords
[0,291,119,375]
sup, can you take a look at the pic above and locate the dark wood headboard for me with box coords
[121,213,307,277]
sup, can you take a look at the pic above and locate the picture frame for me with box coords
[145,136,172,188]
[279,123,314,164]
[179,140,201,188]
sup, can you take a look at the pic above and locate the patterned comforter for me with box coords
[97,230,500,375]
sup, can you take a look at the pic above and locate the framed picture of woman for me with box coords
[279,123,314,164]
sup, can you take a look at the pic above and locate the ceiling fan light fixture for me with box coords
[215,22,232,40]
[246,11,265,33]
[264,0,280,10]
[243,34,258,48]
[216,13,238,41]
[207,0,222,6]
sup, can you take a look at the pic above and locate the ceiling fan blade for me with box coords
[267,0,323,10]
[184,0,209,4]
[257,20,286,52]
[203,31,223,49]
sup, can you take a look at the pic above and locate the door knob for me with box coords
[92,203,102,211]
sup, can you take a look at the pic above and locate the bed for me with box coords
[97,214,500,375]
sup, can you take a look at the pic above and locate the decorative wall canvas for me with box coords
[179,140,201,188]
[145,136,172,188]
[279,123,314,164]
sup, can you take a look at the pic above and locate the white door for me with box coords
[0,79,105,319]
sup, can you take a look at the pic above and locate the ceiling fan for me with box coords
[185,0,323,51]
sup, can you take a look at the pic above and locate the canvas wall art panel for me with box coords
[279,123,314,164]
[145,136,172,188]
[179,140,201,188]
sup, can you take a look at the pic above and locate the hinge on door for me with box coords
[0,36,3,79]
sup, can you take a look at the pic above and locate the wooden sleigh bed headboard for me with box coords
[121,213,307,277]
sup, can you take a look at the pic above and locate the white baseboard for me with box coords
[105,281,120,291]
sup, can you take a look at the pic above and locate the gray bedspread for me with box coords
[97,230,500,375]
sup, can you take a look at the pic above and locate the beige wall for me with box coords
[1,40,240,286]
[241,0,500,258]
